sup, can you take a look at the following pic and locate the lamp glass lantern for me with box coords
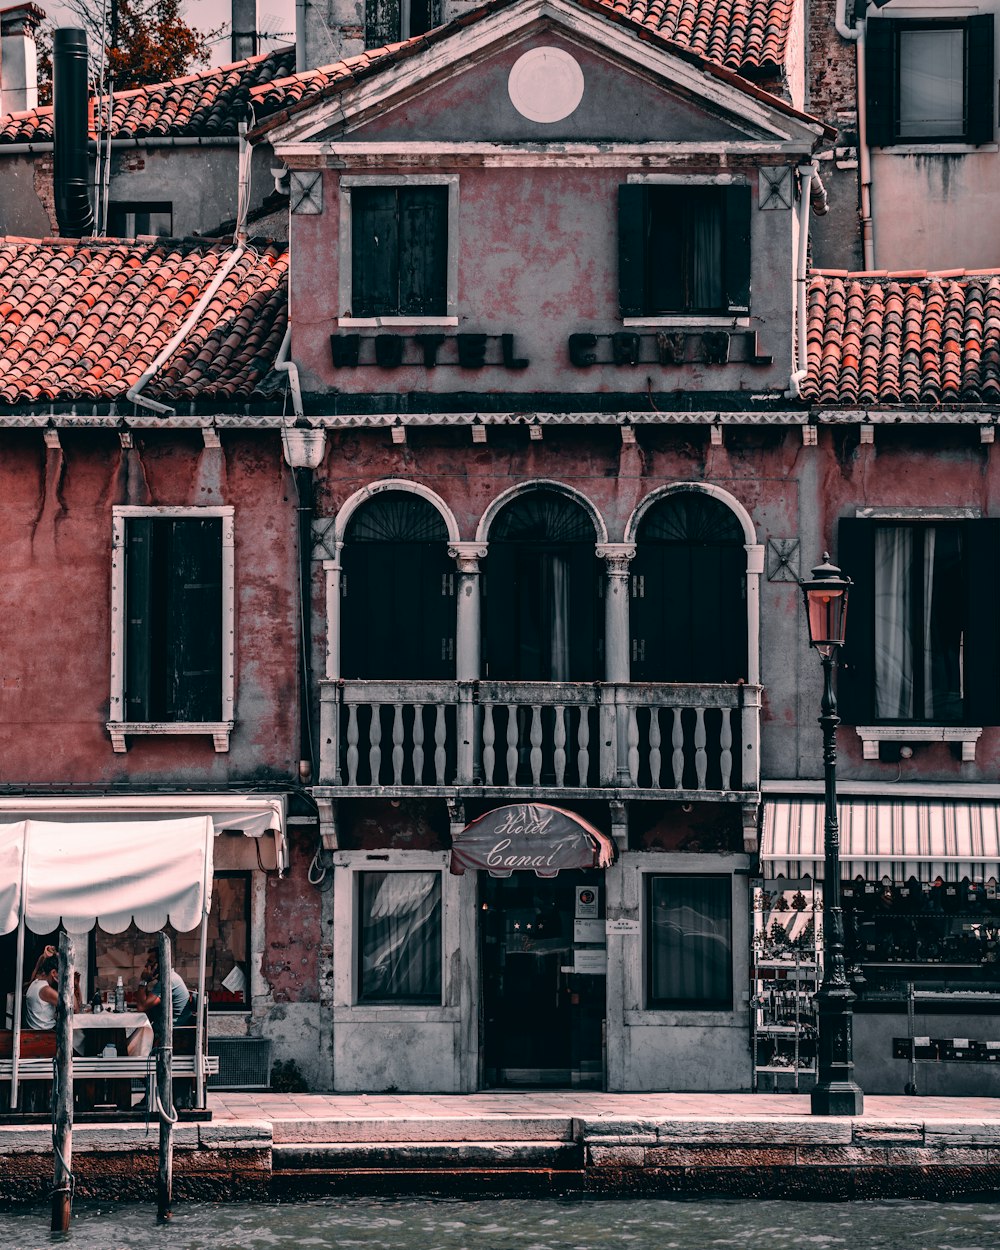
[801,554,851,657]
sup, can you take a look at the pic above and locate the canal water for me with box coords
[3,1197,1000,1249]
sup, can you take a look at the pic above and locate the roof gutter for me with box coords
[836,0,875,269]
[0,135,241,155]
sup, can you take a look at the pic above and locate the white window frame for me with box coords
[332,851,459,1020]
[337,173,460,327]
[108,505,235,753]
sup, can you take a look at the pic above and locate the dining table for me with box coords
[72,1009,154,1056]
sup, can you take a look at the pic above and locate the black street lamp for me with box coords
[800,554,864,1116]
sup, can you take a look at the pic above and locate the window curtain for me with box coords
[875,526,914,718]
[546,554,571,682]
[899,29,965,137]
[648,876,732,1007]
[360,872,442,1002]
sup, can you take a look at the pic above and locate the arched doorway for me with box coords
[630,490,747,683]
[483,489,603,680]
[341,491,455,679]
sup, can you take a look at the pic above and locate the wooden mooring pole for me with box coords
[51,931,75,1234]
[156,932,175,1223]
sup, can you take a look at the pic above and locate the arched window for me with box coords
[484,491,603,681]
[631,491,747,683]
[341,492,455,679]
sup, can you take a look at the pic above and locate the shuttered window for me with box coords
[837,517,1000,726]
[866,16,995,146]
[124,517,224,722]
[618,183,751,318]
[351,185,448,318]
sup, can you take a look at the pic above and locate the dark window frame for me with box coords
[350,183,449,319]
[365,0,440,47]
[645,873,734,1011]
[357,870,444,1006]
[837,516,1000,728]
[866,15,995,146]
[618,182,752,319]
[207,870,252,1012]
[122,513,225,724]
[107,201,173,238]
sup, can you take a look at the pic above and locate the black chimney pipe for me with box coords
[53,27,94,238]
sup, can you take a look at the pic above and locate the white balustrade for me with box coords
[320,679,759,795]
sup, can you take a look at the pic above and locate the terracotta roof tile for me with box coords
[2,0,796,147]
[0,236,288,404]
[803,271,1000,406]
[0,46,295,145]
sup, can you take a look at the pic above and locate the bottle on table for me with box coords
[91,988,103,1013]
[114,975,125,1013]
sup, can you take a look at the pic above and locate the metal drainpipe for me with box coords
[786,161,816,399]
[295,463,316,782]
[836,0,875,269]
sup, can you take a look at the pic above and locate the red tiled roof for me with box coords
[0,236,288,404]
[251,0,815,138]
[2,0,795,146]
[0,46,295,145]
[602,0,793,70]
[803,271,1000,407]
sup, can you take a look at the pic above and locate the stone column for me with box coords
[318,545,344,784]
[449,542,488,783]
[597,544,636,784]
[448,542,488,682]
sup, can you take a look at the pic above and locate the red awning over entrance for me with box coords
[450,804,616,878]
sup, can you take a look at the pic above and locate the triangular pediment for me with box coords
[265,0,824,152]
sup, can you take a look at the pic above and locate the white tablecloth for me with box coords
[73,1010,154,1056]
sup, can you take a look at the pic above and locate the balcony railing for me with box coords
[319,680,760,798]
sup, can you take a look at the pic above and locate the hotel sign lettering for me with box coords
[330,332,529,369]
[450,803,615,878]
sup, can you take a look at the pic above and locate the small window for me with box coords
[646,875,733,1010]
[365,0,439,47]
[107,201,173,238]
[358,872,442,1004]
[351,185,448,318]
[618,184,751,318]
[866,17,995,145]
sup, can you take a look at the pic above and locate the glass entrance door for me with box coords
[480,870,605,1088]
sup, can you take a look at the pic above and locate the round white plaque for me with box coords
[507,47,585,124]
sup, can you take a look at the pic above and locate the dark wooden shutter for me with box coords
[865,18,897,147]
[483,544,518,678]
[836,518,875,725]
[962,519,1000,725]
[365,0,400,48]
[618,184,647,318]
[168,519,223,722]
[352,187,398,317]
[125,518,154,721]
[966,15,995,145]
[398,186,448,316]
[723,185,752,314]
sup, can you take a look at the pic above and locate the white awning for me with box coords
[0,816,214,935]
[761,796,1000,882]
[0,794,287,873]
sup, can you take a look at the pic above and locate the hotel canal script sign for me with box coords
[450,803,615,878]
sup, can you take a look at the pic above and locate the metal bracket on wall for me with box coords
[767,538,801,582]
[290,171,323,214]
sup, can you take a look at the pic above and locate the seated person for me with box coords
[24,954,81,1029]
[136,949,194,1031]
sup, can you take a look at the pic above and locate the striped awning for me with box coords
[761,797,1000,882]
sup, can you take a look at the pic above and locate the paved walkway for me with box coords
[209,1090,1000,1123]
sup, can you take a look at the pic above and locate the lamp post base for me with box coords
[811,1081,864,1117]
